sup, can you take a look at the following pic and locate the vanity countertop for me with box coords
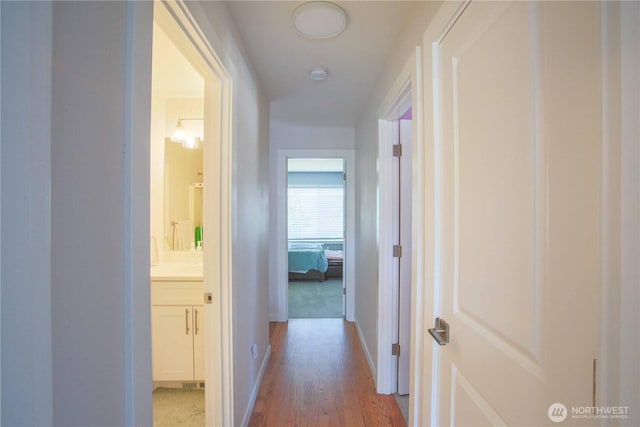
[150,263,203,281]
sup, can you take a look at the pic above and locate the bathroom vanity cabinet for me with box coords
[151,280,204,382]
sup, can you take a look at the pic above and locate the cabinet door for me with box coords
[192,306,205,381]
[152,306,195,381]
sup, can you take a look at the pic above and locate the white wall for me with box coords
[1,2,53,425]
[352,1,442,382]
[270,121,355,151]
[268,122,354,320]
[50,2,138,424]
[1,1,270,425]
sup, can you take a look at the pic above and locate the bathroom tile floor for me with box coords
[153,387,204,427]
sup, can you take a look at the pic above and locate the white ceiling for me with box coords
[224,1,420,127]
[151,22,204,100]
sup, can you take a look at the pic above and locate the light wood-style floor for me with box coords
[248,319,406,427]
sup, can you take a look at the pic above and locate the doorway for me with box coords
[396,113,412,397]
[274,149,355,322]
[149,17,206,426]
[286,158,345,319]
[379,103,413,405]
[144,2,234,426]
[378,85,413,387]
[376,48,424,425]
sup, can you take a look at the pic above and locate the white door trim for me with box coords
[376,47,424,426]
[615,1,640,411]
[418,2,470,425]
[378,115,397,395]
[1,5,3,422]
[123,2,154,425]
[599,0,640,414]
[128,1,235,426]
[274,149,355,322]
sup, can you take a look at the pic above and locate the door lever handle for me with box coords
[428,317,449,345]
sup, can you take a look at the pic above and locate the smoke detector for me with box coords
[309,66,329,81]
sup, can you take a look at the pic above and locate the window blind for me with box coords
[288,186,344,239]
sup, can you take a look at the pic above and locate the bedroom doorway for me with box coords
[287,158,345,318]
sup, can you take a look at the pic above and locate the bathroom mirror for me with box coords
[163,138,203,251]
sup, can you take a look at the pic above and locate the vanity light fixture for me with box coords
[292,1,347,39]
[171,120,186,143]
[182,136,200,150]
[171,118,203,149]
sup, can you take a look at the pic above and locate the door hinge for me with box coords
[343,287,346,295]
[393,144,402,157]
[393,245,402,258]
[392,343,401,356]
[343,172,346,181]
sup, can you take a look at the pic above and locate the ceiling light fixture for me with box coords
[292,1,347,39]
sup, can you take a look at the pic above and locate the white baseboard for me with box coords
[239,344,272,427]
[355,320,377,385]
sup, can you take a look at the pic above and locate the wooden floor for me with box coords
[248,319,406,427]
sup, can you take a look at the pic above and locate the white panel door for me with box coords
[431,1,600,425]
[398,119,413,395]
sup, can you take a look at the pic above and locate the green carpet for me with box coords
[288,278,343,318]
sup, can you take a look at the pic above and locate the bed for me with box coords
[287,243,344,281]
[288,243,328,281]
[324,249,344,279]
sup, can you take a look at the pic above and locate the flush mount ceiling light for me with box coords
[309,66,329,81]
[292,1,347,39]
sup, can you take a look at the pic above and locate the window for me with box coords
[288,186,344,240]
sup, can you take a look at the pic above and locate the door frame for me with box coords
[616,0,640,410]
[376,46,423,423]
[128,1,234,426]
[600,0,640,413]
[377,84,409,396]
[274,149,355,322]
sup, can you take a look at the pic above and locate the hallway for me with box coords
[248,319,406,427]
